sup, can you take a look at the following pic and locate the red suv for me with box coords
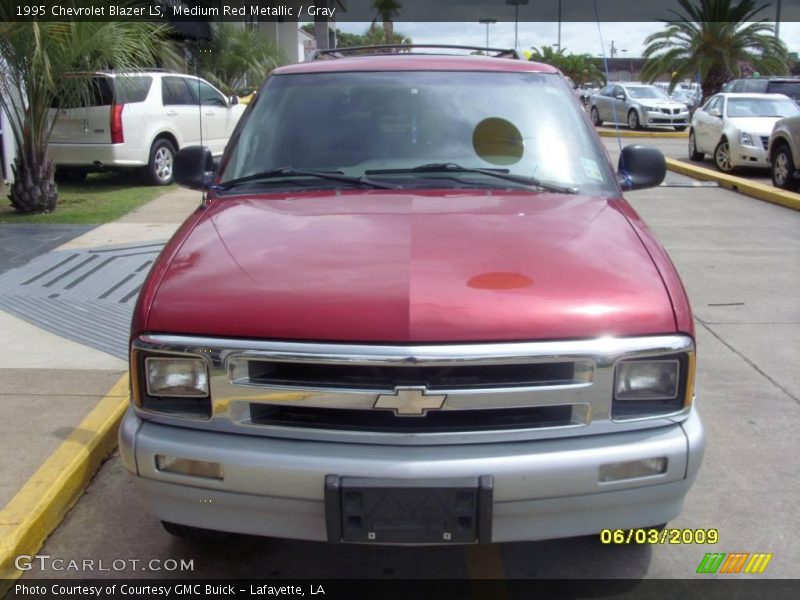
[121,46,704,545]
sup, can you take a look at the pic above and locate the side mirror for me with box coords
[709,108,721,118]
[617,145,666,191]
[174,145,215,190]
[615,93,625,100]
[229,95,239,106]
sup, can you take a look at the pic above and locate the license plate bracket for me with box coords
[324,475,493,544]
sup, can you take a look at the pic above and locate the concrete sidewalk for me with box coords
[0,186,201,581]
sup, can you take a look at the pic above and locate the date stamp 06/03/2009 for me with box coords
[600,528,720,545]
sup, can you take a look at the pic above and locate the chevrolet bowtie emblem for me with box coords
[374,386,447,416]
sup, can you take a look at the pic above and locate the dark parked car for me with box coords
[721,77,800,105]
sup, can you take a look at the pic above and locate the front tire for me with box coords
[147,139,176,186]
[688,129,705,161]
[627,109,641,130]
[591,106,603,126]
[714,139,735,173]
[771,144,799,190]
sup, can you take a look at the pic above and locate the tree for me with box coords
[641,0,788,100]
[0,17,176,213]
[195,23,286,95]
[529,47,606,87]
[372,0,402,44]
[302,23,411,49]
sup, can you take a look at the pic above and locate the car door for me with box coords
[190,79,232,155]
[593,86,611,120]
[160,76,201,148]
[609,86,626,123]
[696,95,722,152]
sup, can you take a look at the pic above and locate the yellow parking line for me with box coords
[466,544,508,598]
[0,374,129,590]
[665,158,800,211]
[597,128,688,138]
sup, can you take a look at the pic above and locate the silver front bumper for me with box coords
[120,407,704,543]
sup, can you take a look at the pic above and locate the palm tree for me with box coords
[641,0,788,100]
[372,0,402,44]
[560,54,607,87]
[529,45,568,70]
[0,16,176,213]
[195,23,286,96]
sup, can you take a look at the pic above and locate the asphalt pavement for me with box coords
[14,139,800,581]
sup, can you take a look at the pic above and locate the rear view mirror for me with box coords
[229,95,239,106]
[174,145,215,190]
[617,145,666,191]
[709,108,721,118]
[615,93,625,100]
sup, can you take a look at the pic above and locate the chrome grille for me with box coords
[132,334,694,446]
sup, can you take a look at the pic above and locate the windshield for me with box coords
[220,71,617,194]
[625,86,669,100]
[727,97,800,118]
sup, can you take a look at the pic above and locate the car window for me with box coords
[741,80,768,93]
[188,80,228,107]
[161,77,196,106]
[705,96,722,113]
[222,71,618,195]
[625,86,668,100]
[766,81,800,103]
[114,76,153,103]
[51,76,113,108]
[726,97,800,118]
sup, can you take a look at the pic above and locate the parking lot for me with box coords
[12,134,799,582]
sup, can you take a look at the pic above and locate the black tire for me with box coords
[54,167,88,183]
[591,106,603,126]
[713,138,735,173]
[627,109,641,130]
[688,129,705,161]
[161,521,231,541]
[771,144,799,190]
[146,138,176,186]
[674,125,687,132]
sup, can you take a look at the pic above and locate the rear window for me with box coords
[50,76,152,108]
[738,80,768,93]
[766,81,800,103]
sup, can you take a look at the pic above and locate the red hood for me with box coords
[145,190,677,342]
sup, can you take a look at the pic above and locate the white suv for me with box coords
[48,70,246,185]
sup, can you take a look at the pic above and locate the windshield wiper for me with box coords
[214,168,398,191]
[365,163,578,194]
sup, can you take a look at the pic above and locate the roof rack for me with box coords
[311,44,519,61]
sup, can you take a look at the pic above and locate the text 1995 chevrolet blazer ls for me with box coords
[120,46,704,545]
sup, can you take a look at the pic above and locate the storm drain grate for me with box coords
[0,241,166,359]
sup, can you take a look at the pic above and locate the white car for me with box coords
[48,70,246,185]
[689,92,800,172]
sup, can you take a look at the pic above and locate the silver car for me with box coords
[590,83,690,131]
[768,114,800,190]
[689,93,800,172]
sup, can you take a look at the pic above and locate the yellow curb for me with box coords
[597,128,688,138]
[665,158,800,211]
[0,374,129,590]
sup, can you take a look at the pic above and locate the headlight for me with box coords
[615,359,679,400]
[739,132,755,146]
[643,105,657,112]
[135,355,212,419]
[145,357,209,397]
[612,354,693,420]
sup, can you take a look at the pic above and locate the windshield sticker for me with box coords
[581,157,603,181]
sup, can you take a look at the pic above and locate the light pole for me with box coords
[556,0,562,53]
[506,0,529,52]
[776,0,782,38]
[479,18,497,51]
